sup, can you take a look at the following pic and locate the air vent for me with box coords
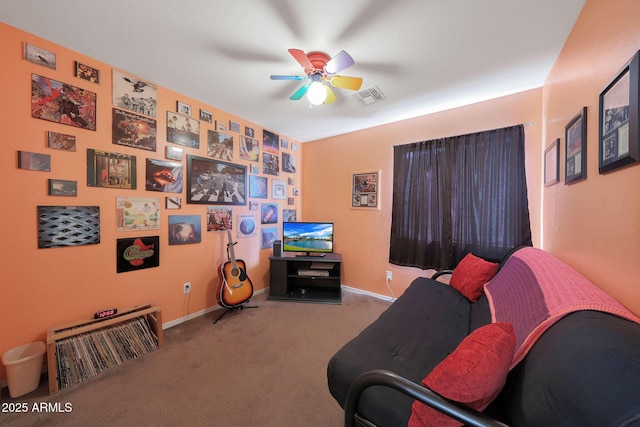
[352,85,387,106]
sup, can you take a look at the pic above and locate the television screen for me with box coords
[283,222,334,255]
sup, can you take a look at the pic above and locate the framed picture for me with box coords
[186,155,246,205]
[207,130,233,161]
[272,179,287,200]
[229,120,240,133]
[565,107,587,184]
[236,214,257,238]
[32,74,97,130]
[116,236,160,273]
[239,135,260,162]
[282,152,296,173]
[166,196,182,210]
[263,152,279,176]
[112,108,157,151]
[263,129,279,154]
[245,126,255,138]
[544,139,560,187]
[249,175,268,198]
[116,197,160,231]
[260,203,278,224]
[48,179,77,196]
[18,151,51,171]
[200,109,213,123]
[165,145,183,161]
[168,215,201,245]
[145,158,183,193]
[167,112,200,148]
[24,42,56,69]
[74,61,99,84]
[599,50,640,174]
[177,101,192,116]
[261,227,278,249]
[47,131,76,151]
[87,148,137,189]
[207,207,232,231]
[37,206,100,248]
[352,171,379,209]
[112,69,157,118]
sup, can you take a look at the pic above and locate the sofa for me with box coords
[327,247,640,426]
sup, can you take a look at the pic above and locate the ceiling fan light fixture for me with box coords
[307,81,327,105]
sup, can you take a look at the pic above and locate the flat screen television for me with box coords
[282,222,334,256]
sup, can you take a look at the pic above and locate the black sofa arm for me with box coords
[431,269,454,281]
[344,370,508,427]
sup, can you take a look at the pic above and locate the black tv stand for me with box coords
[296,252,326,257]
[269,253,342,304]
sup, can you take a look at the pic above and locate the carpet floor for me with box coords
[1,290,391,427]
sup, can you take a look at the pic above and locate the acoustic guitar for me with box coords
[217,229,254,308]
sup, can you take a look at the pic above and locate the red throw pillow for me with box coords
[449,253,499,302]
[408,322,516,427]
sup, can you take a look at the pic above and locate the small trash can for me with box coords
[2,341,46,398]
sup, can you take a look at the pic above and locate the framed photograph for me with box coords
[112,108,157,151]
[282,152,296,173]
[565,107,587,184]
[544,139,560,187]
[165,145,183,161]
[207,130,233,161]
[177,101,192,116]
[245,126,255,138]
[200,109,213,123]
[352,171,379,209]
[167,112,200,148]
[207,207,232,232]
[262,152,279,176]
[18,151,51,171]
[32,74,96,130]
[116,197,160,231]
[599,50,640,174]
[24,42,56,69]
[87,148,137,189]
[48,179,77,196]
[186,155,246,205]
[272,179,287,200]
[239,135,259,162]
[74,61,99,84]
[37,206,100,248]
[166,196,182,210]
[168,215,201,245]
[229,120,240,133]
[112,69,157,118]
[47,131,76,152]
[116,236,160,273]
[249,175,268,198]
[145,158,183,193]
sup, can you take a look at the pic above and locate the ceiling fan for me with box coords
[270,49,363,105]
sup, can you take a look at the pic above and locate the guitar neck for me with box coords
[227,229,238,268]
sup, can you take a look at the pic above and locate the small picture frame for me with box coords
[177,101,192,116]
[352,171,380,209]
[200,109,213,123]
[18,151,51,171]
[165,145,183,161]
[598,49,640,174]
[216,121,227,133]
[23,42,56,69]
[229,120,240,133]
[47,131,76,152]
[245,126,255,138]
[74,61,100,84]
[272,179,287,200]
[166,196,182,210]
[565,107,587,184]
[48,179,77,196]
[544,138,560,187]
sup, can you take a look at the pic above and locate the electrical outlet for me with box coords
[183,282,191,294]
[385,270,392,281]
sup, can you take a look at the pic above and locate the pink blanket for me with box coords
[484,247,640,368]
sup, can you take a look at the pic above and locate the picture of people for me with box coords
[87,149,136,189]
[113,108,157,151]
[168,215,201,245]
[207,130,233,161]
[112,69,157,118]
[207,207,232,232]
[187,155,246,205]
[167,112,200,148]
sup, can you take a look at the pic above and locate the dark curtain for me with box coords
[389,125,531,270]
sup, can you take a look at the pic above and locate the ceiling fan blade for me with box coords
[270,75,305,80]
[329,75,363,91]
[324,86,337,104]
[288,48,313,71]
[289,83,311,100]
[324,50,355,74]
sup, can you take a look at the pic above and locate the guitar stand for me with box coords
[213,302,258,324]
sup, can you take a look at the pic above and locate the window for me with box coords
[389,125,531,270]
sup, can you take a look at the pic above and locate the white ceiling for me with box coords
[0,0,585,142]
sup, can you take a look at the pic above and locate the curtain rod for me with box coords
[390,122,535,147]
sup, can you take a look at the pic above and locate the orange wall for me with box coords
[303,89,543,298]
[541,0,640,315]
[0,22,301,381]
[304,0,640,317]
